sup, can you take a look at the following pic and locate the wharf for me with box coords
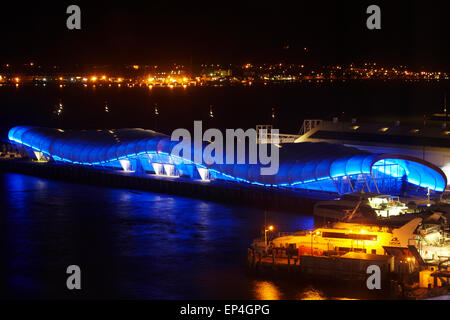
[0,159,334,212]
[248,248,392,281]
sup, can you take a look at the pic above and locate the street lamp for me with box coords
[265,225,274,248]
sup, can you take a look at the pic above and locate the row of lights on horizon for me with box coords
[3,76,192,89]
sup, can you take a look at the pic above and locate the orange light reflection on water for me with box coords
[298,288,326,300]
[253,281,281,300]
[253,281,359,300]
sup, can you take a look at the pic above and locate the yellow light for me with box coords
[14,77,20,82]
[361,229,366,233]
[59,77,63,81]
[254,281,280,300]
[269,225,274,231]
[300,289,326,300]
[117,78,123,83]
[101,75,107,80]
[133,65,139,70]
[91,76,97,82]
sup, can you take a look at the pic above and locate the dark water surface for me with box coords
[0,172,323,299]
[1,81,450,139]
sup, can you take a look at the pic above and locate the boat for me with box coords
[264,216,449,263]
[313,192,412,226]
[269,218,420,256]
[249,214,450,298]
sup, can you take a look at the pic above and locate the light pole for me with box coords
[265,225,274,249]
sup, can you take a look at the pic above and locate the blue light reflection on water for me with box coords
[0,172,315,299]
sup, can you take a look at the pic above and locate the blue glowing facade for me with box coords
[8,126,447,195]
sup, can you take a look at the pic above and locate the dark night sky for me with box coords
[1,1,450,69]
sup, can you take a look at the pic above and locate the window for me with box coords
[322,232,377,241]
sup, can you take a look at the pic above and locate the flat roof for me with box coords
[310,130,450,149]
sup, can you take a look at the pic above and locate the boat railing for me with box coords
[275,231,295,237]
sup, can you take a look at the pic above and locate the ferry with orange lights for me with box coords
[270,218,423,256]
[249,216,450,297]
[253,215,449,263]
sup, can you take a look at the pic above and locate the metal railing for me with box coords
[299,119,323,135]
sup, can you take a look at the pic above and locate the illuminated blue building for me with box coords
[8,126,447,195]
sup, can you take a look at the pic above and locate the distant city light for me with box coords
[0,61,447,89]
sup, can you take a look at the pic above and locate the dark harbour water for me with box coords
[0,171,340,300]
[0,82,446,299]
[1,80,450,139]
